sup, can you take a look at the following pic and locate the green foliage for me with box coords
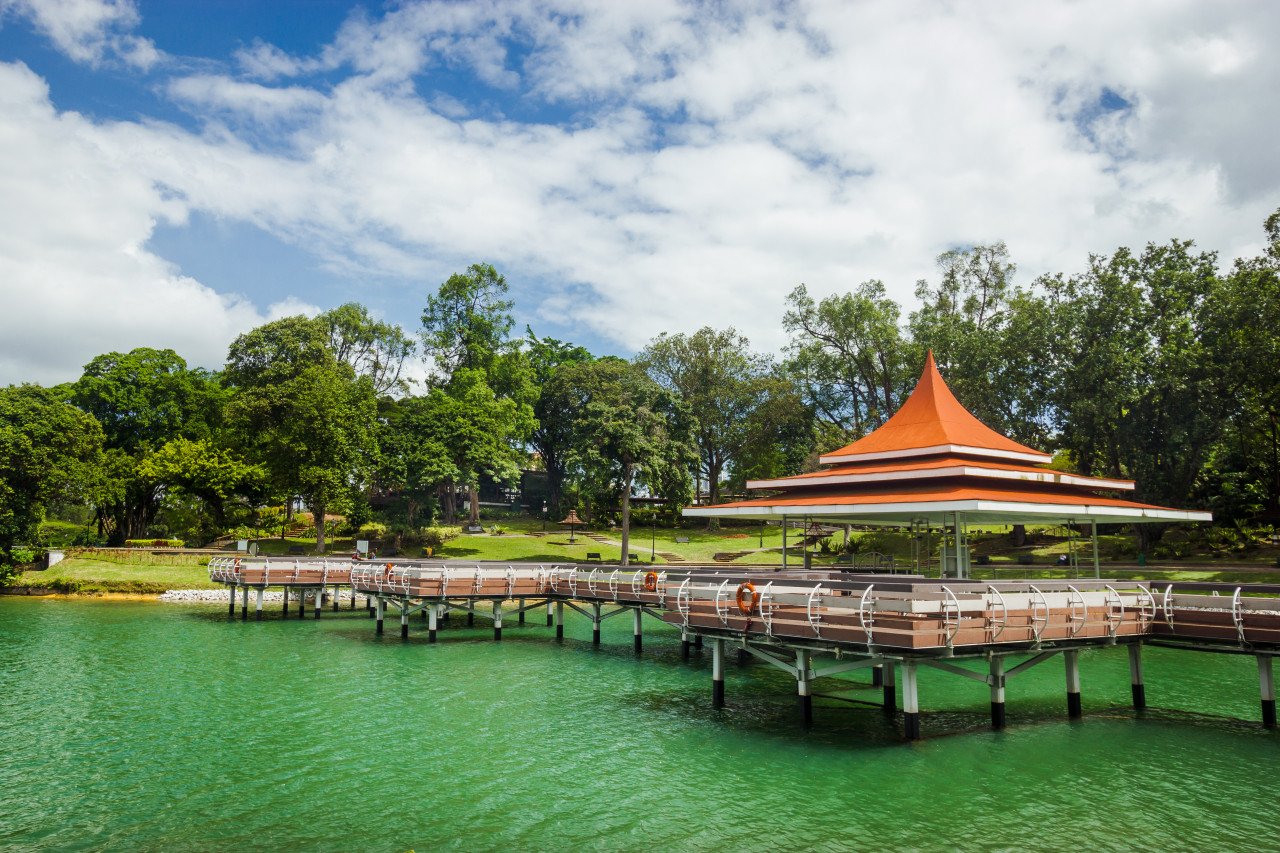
[123,538,184,548]
[422,526,461,550]
[421,262,514,381]
[0,384,104,577]
[320,302,416,395]
[526,331,594,518]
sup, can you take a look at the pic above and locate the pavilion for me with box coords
[683,352,1211,576]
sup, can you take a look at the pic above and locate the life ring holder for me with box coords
[736,581,759,616]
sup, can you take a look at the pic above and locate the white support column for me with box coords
[1259,655,1276,729]
[633,607,643,654]
[313,587,322,619]
[990,656,1006,729]
[592,602,602,645]
[681,630,691,660]
[400,604,409,640]
[1129,643,1146,709]
[254,588,264,622]
[555,601,564,641]
[712,638,726,708]
[1091,520,1101,579]
[902,661,920,740]
[796,649,813,726]
[428,603,438,643]
[518,597,526,626]
[375,597,385,635]
[1065,650,1082,718]
[241,584,249,621]
[228,585,236,620]
[882,660,896,713]
[493,600,503,641]
[546,600,554,627]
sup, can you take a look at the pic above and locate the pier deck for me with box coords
[210,557,1280,738]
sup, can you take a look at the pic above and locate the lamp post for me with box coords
[651,514,656,562]
[542,502,547,533]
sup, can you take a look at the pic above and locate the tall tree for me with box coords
[526,331,593,518]
[640,327,778,518]
[0,385,103,575]
[552,359,695,566]
[783,281,911,444]
[320,303,416,395]
[225,316,378,553]
[70,348,220,543]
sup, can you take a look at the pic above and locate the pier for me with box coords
[208,556,1280,739]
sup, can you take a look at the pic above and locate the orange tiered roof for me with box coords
[819,351,1051,465]
[684,352,1211,525]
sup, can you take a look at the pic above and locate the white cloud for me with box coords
[1,0,1278,385]
[0,0,160,68]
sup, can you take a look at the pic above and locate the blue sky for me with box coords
[1,0,1277,385]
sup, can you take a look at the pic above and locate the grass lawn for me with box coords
[15,552,218,594]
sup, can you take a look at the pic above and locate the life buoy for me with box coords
[736,581,758,616]
[384,562,394,576]
[644,571,658,592]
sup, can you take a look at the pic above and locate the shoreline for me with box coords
[1,587,365,605]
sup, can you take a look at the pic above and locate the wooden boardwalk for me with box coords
[209,557,1280,739]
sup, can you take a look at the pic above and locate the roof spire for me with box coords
[819,352,1051,465]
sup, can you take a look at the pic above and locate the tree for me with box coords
[225,317,378,553]
[320,303,416,395]
[640,327,784,523]
[551,359,695,566]
[136,437,266,535]
[0,385,103,576]
[419,264,534,524]
[70,348,222,543]
[526,331,593,518]
[783,281,911,444]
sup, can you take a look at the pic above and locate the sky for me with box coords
[0,0,1277,386]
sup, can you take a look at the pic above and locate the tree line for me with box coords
[2,210,1278,574]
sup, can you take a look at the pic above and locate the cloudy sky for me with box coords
[1,0,1277,385]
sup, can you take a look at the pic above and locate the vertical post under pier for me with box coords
[882,660,896,713]
[902,661,920,740]
[555,601,564,640]
[990,656,1006,729]
[333,585,339,612]
[694,634,703,650]
[712,638,726,709]
[1129,643,1146,710]
[375,597,384,635]
[1259,654,1276,729]
[240,585,249,621]
[493,600,503,641]
[400,604,409,639]
[314,588,321,619]
[681,630,690,660]
[546,600,554,627]
[518,598,525,625]
[467,609,474,627]
[254,588,264,622]
[428,603,438,643]
[1065,650,1082,719]
[633,607,643,654]
[228,585,236,620]
[283,587,289,616]
[796,649,812,727]
[298,589,306,619]
[872,664,883,687]
[592,602,601,646]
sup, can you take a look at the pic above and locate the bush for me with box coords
[356,522,388,540]
[124,538,184,548]
[422,526,462,550]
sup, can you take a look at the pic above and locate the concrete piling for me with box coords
[1129,644,1146,710]
[1065,650,1082,719]
[990,656,1006,729]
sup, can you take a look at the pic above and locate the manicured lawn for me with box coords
[16,553,218,593]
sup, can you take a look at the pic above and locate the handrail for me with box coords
[1029,584,1049,643]
[760,581,776,637]
[1162,584,1175,632]
[714,580,731,626]
[1067,584,1087,637]
[587,567,599,596]
[1136,585,1156,631]
[858,584,875,644]
[677,577,691,627]
[608,569,620,601]
[986,584,1007,643]
[1103,584,1123,639]
[1232,587,1247,646]
[941,585,960,648]
[806,585,823,638]
[657,572,668,607]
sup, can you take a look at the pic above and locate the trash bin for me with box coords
[1138,553,1146,567]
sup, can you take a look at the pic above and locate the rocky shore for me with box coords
[159,588,365,604]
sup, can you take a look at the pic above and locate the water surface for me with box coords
[1,597,1277,851]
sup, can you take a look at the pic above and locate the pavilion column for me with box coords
[872,664,883,687]
[782,515,788,569]
[1091,520,1102,579]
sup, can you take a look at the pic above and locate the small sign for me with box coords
[356,540,370,555]
[236,540,249,552]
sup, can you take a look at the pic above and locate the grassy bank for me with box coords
[14,551,217,594]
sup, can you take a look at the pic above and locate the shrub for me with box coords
[357,522,388,540]
[422,526,461,549]
[124,538,184,548]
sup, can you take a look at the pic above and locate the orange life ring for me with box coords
[644,571,658,592]
[384,562,394,576]
[736,581,758,616]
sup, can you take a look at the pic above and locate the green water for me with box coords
[0,598,1277,852]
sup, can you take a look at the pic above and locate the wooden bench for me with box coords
[287,545,305,556]
[585,552,602,562]
[675,536,690,544]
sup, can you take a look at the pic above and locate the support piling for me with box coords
[1065,650,1082,719]
[1129,643,1146,710]
[712,638,726,709]
[1259,654,1276,729]
[902,661,920,740]
[990,656,1006,729]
